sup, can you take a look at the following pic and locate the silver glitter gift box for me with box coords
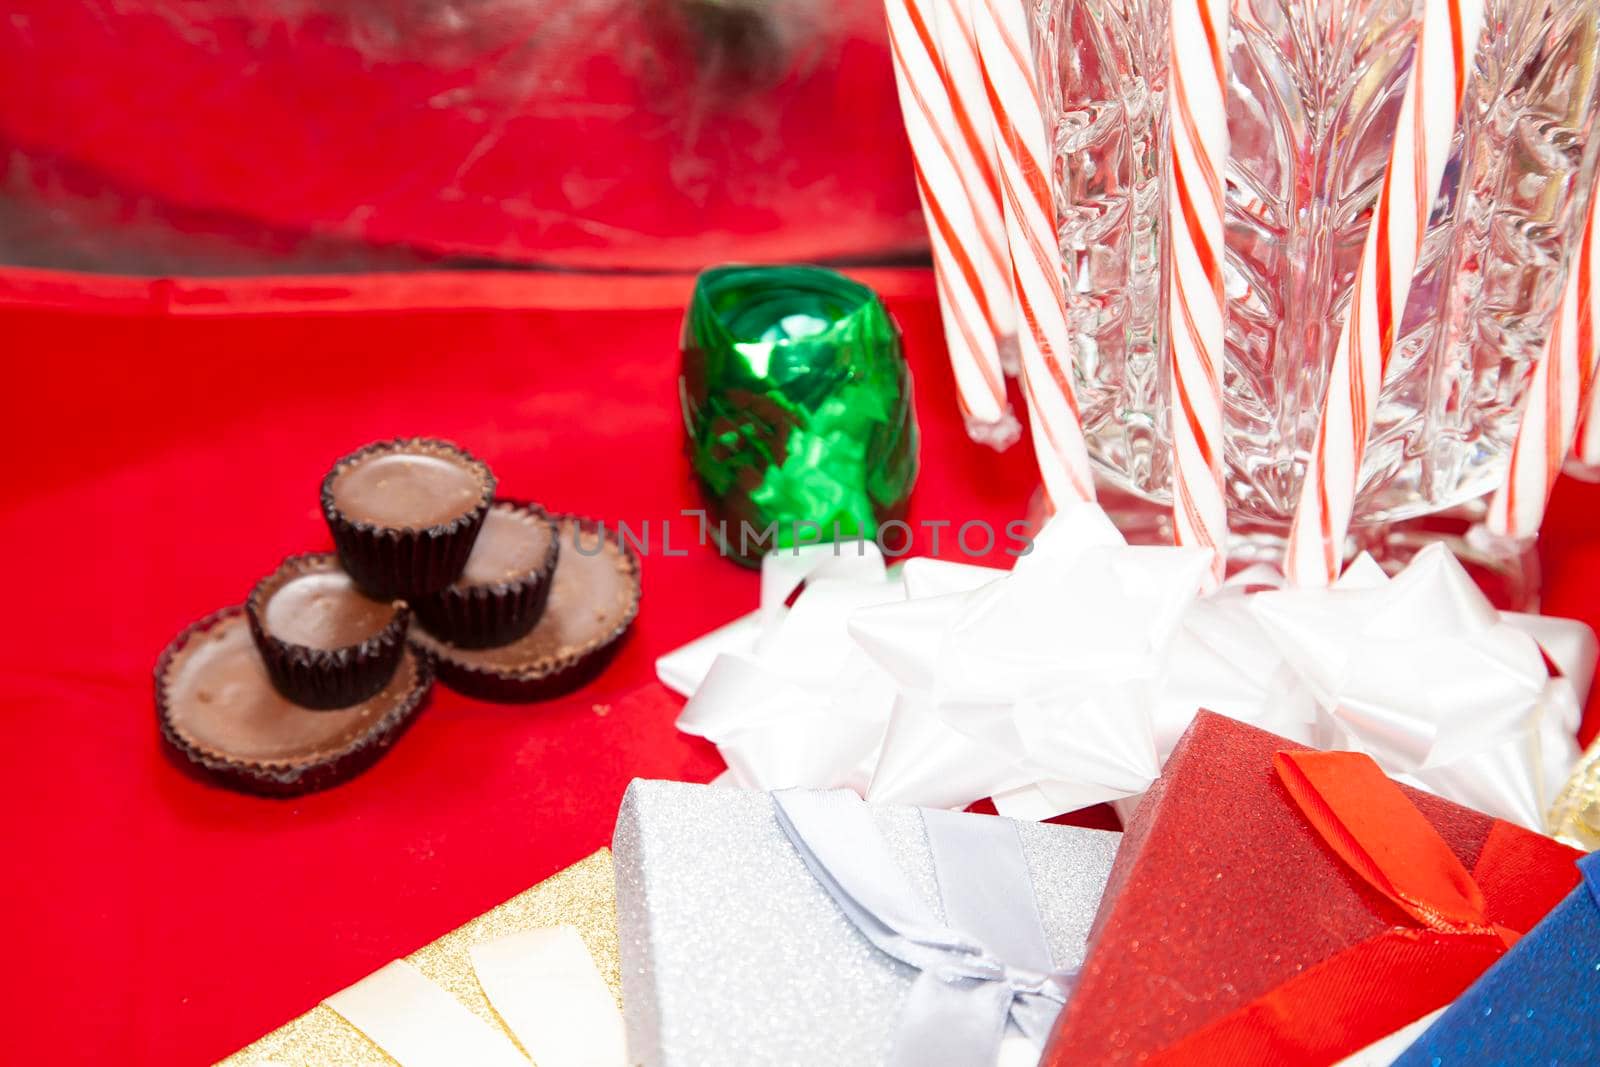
[613,779,1122,1067]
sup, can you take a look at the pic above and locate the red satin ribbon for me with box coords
[1147,749,1576,1066]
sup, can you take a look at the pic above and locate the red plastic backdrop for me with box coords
[1,266,1598,1065]
[0,1,923,273]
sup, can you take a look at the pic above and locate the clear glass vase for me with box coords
[1035,0,1600,594]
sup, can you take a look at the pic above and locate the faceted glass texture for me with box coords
[1037,0,1600,533]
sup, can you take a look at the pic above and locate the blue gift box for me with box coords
[1394,851,1599,1066]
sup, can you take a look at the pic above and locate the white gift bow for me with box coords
[773,789,1071,1067]
[1248,544,1587,829]
[657,540,895,698]
[853,504,1212,817]
[669,541,906,792]
[319,925,625,1067]
[660,503,1595,831]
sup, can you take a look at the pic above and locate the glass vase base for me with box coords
[1036,484,1541,612]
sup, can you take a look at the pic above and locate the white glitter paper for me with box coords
[613,779,1121,1067]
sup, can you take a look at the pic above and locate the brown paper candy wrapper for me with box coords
[321,438,497,601]
[156,606,434,797]
[412,515,640,704]
[218,848,620,1066]
[245,553,412,710]
[413,501,561,650]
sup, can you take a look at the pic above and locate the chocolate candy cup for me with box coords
[413,500,560,649]
[156,607,433,796]
[245,553,410,709]
[411,515,640,702]
[321,437,496,600]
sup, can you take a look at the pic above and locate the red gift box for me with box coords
[1043,710,1584,1066]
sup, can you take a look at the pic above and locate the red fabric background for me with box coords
[0,2,923,272]
[0,266,1596,1065]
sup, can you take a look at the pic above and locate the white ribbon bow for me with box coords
[773,789,1072,1067]
[660,503,1595,831]
[1247,546,1584,829]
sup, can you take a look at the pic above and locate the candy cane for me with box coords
[1167,0,1229,585]
[1283,0,1485,586]
[928,0,1019,353]
[884,0,1019,447]
[973,0,1095,506]
[1488,188,1599,534]
[1570,211,1600,468]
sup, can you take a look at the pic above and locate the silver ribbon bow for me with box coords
[772,789,1075,1067]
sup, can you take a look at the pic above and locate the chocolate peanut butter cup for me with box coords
[413,500,560,649]
[322,438,496,600]
[245,553,410,709]
[156,607,433,795]
[411,515,640,702]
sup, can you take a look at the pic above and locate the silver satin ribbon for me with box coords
[772,789,1073,1067]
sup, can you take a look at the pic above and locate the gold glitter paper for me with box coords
[218,849,620,1066]
[1547,736,1600,849]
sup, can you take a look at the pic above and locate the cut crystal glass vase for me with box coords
[1035,0,1600,600]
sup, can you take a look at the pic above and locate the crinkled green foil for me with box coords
[681,265,918,565]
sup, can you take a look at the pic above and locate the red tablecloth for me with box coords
[2,267,1596,1065]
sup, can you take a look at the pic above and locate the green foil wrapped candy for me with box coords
[681,265,919,565]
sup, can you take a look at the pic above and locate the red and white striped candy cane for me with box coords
[973,0,1095,506]
[1167,0,1229,586]
[1283,0,1485,586]
[1569,211,1600,468]
[928,0,1019,357]
[884,0,1019,447]
[1488,187,1599,534]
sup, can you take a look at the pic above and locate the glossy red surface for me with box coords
[1,266,1597,1064]
[0,2,923,273]
[0,266,1039,1063]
